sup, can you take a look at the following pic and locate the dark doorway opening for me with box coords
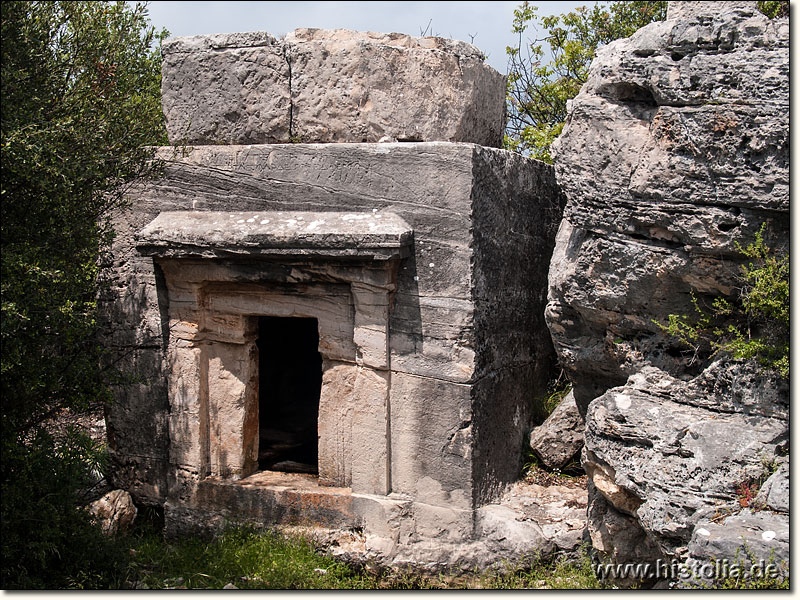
[257,316,322,474]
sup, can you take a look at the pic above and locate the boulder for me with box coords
[161,29,506,146]
[529,390,584,470]
[755,461,788,514]
[545,0,789,413]
[545,0,789,582]
[88,489,137,535]
[683,510,789,587]
[582,359,788,562]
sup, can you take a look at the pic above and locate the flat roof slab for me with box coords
[136,210,413,260]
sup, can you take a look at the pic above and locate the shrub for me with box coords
[1,429,129,588]
[656,224,788,379]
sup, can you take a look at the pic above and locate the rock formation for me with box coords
[87,489,138,536]
[546,0,789,582]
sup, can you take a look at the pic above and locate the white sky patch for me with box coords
[142,1,596,75]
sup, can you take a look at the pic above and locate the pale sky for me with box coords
[144,1,597,74]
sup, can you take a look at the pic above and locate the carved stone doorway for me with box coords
[136,210,413,498]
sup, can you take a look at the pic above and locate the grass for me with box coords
[116,513,606,590]
[529,374,573,428]
[543,380,572,416]
[123,523,790,590]
[127,523,375,589]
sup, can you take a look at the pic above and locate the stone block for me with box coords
[388,371,473,509]
[161,32,290,145]
[207,340,259,478]
[318,362,357,487]
[285,29,506,147]
[161,30,506,146]
[349,368,389,495]
[166,343,202,412]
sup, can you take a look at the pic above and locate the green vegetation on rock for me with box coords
[657,224,789,379]
[757,1,789,18]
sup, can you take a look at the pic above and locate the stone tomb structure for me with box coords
[102,30,564,560]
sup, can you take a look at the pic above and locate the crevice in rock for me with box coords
[596,81,658,106]
[283,43,295,139]
[625,230,685,250]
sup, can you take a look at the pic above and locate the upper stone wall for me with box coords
[161,29,506,147]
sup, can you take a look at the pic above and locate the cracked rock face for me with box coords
[545,0,789,579]
[161,29,506,146]
[546,1,789,412]
[583,359,788,562]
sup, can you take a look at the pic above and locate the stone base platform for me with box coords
[165,471,360,537]
[164,470,588,572]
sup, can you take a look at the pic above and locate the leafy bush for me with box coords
[757,1,789,18]
[656,224,788,378]
[1,1,165,588]
[1,429,129,589]
[1,0,167,442]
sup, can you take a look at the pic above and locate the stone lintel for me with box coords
[136,211,413,261]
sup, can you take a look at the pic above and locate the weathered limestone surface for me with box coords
[356,480,587,571]
[546,0,789,410]
[755,461,788,514]
[684,510,789,586]
[100,142,562,517]
[582,359,788,562]
[162,29,506,147]
[136,210,414,260]
[544,0,789,581]
[528,390,584,470]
